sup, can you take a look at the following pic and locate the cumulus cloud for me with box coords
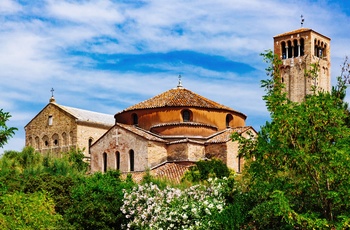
[0,0,349,153]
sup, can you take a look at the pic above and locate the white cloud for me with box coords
[0,0,349,154]
[0,0,22,14]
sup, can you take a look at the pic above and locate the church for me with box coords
[25,27,331,180]
[90,79,255,177]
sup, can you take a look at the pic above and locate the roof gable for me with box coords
[25,101,114,128]
[56,104,115,126]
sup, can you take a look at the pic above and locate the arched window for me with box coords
[182,109,191,122]
[88,138,93,154]
[42,135,49,147]
[103,152,107,172]
[287,40,292,58]
[293,40,298,57]
[300,38,305,56]
[129,150,134,172]
[62,132,67,146]
[116,151,120,170]
[35,136,40,149]
[52,133,59,146]
[132,113,138,125]
[281,41,286,59]
[226,114,233,127]
[69,131,74,145]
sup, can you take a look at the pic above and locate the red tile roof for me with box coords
[117,123,167,142]
[274,28,330,40]
[118,86,245,116]
[120,162,195,183]
[151,161,195,183]
[206,126,255,143]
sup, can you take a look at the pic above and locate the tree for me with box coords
[182,158,232,183]
[0,109,17,148]
[233,51,350,229]
[0,191,62,229]
[64,170,135,229]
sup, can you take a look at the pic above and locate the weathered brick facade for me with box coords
[274,28,331,102]
[25,97,114,158]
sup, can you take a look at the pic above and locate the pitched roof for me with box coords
[118,86,244,116]
[151,162,194,183]
[56,104,115,126]
[120,162,194,183]
[274,28,330,40]
[205,126,255,143]
[25,99,115,128]
[116,123,167,142]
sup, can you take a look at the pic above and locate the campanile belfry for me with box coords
[274,28,331,102]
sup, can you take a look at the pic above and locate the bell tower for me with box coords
[274,28,331,102]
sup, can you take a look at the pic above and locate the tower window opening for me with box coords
[300,38,305,56]
[293,40,298,57]
[281,41,286,59]
[287,41,292,58]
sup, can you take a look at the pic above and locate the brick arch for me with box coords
[52,133,59,146]
[35,136,40,149]
[69,131,74,146]
[42,135,49,147]
[62,132,68,146]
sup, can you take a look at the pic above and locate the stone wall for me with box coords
[25,102,111,158]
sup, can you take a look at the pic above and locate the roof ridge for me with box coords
[118,86,242,115]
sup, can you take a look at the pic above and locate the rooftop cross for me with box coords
[51,88,54,97]
[177,75,183,88]
[301,15,305,27]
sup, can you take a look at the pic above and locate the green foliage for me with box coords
[233,50,350,228]
[0,191,62,229]
[65,170,135,229]
[182,158,232,183]
[0,147,87,221]
[0,109,17,148]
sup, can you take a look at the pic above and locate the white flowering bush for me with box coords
[121,178,229,229]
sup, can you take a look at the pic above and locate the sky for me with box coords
[1,0,350,153]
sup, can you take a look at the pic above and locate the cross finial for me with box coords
[177,75,183,88]
[51,88,54,97]
[301,15,305,27]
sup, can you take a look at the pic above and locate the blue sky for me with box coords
[1,0,349,153]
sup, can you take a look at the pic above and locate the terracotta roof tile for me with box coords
[206,126,254,143]
[151,162,195,183]
[274,28,330,40]
[274,28,312,37]
[118,86,244,116]
[116,123,167,142]
[120,162,195,183]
